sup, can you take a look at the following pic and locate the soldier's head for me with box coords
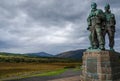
[91,2,97,9]
[105,4,110,11]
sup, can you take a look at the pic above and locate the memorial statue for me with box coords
[103,4,116,51]
[80,3,120,81]
[87,2,105,50]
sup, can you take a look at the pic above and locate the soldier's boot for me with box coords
[88,45,97,49]
[88,46,94,49]
[110,47,115,51]
[99,45,105,50]
[88,47,92,49]
[93,45,98,49]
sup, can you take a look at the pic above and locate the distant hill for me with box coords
[0,52,23,56]
[0,49,120,62]
[56,49,86,59]
[0,52,81,63]
[26,52,53,57]
[0,49,86,59]
[0,52,53,57]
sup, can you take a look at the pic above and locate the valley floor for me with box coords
[7,69,81,81]
[0,62,81,81]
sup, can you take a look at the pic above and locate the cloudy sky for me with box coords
[0,0,120,54]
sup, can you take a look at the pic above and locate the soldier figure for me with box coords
[87,2,105,50]
[103,4,116,51]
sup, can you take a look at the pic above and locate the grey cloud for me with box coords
[0,0,119,54]
[19,0,89,26]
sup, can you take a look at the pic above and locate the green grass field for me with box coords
[32,68,67,77]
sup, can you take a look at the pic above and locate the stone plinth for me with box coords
[80,51,120,81]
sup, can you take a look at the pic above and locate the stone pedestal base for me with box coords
[80,51,120,81]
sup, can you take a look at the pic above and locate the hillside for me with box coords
[56,49,86,59]
[0,52,53,57]
[26,52,54,57]
[0,52,81,63]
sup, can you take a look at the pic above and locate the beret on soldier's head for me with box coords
[105,3,110,9]
[91,2,97,7]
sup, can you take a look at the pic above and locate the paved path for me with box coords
[7,69,81,81]
[48,76,80,81]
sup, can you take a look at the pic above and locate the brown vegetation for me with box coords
[0,62,81,79]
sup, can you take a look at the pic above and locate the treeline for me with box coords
[0,55,81,63]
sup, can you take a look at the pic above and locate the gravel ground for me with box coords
[6,69,81,81]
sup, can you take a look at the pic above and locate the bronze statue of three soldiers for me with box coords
[87,2,116,51]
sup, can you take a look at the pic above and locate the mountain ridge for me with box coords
[1,49,119,59]
[25,52,53,57]
[56,49,86,59]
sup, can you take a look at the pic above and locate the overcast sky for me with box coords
[0,0,120,54]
